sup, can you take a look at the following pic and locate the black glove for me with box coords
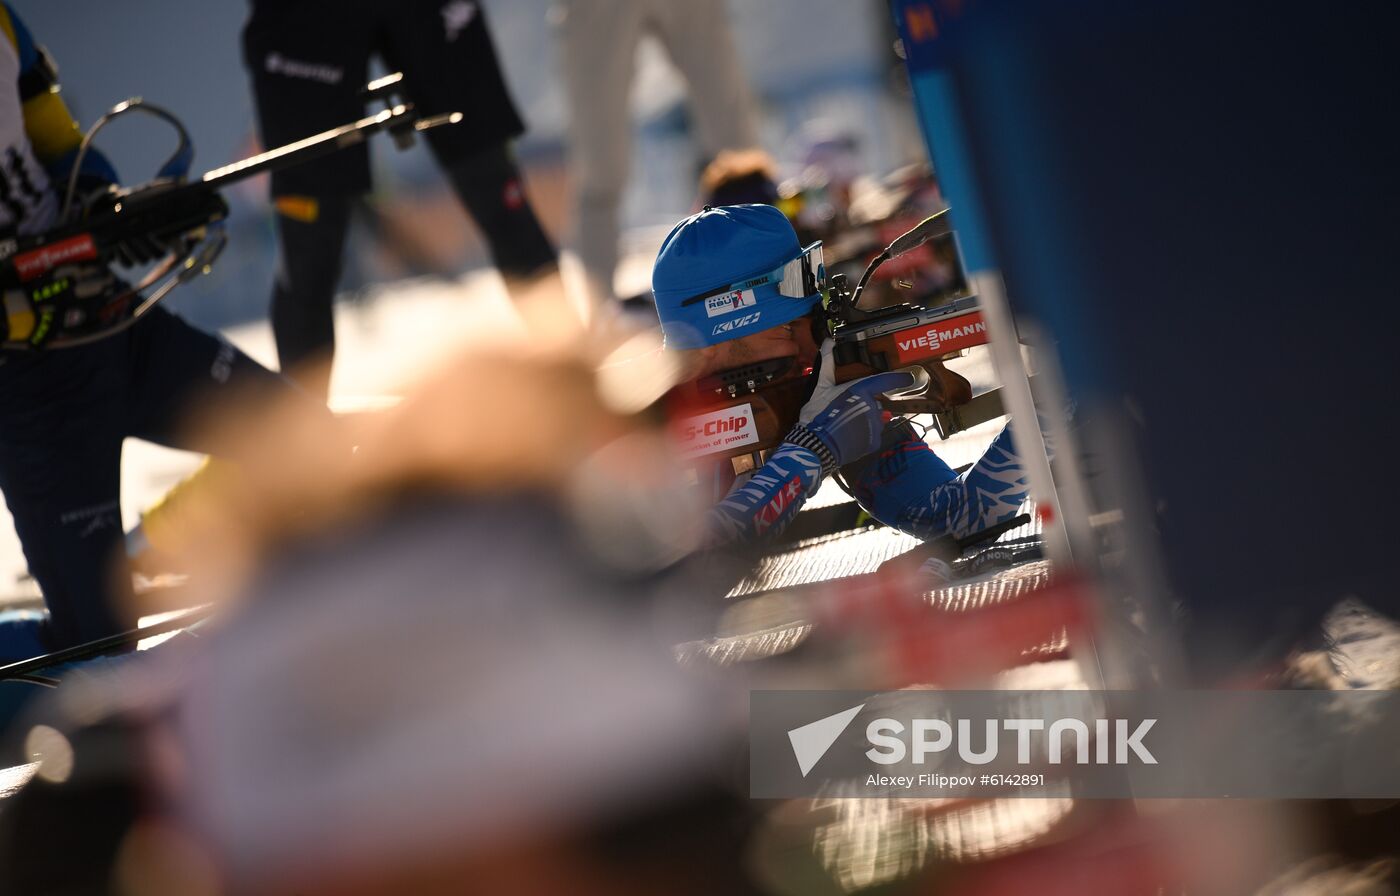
[73,182,180,269]
[112,230,180,269]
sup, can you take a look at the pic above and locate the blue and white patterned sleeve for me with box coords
[706,442,825,545]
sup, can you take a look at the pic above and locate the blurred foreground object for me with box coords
[892,0,1400,682]
[0,325,765,895]
[169,496,739,895]
[556,0,760,304]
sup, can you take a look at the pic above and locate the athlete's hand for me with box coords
[4,263,133,348]
[77,183,187,268]
[785,340,922,474]
[68,170,189,268]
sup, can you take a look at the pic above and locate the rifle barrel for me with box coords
[0,605,213,681]
[200,105,414,191]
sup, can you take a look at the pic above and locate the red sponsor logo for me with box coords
[13,234,98,282]
[671,402,759,458]
[754,475,804,535]
[679,413,750,443]
[892,311,988,363]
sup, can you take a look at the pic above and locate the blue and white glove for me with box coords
[705,343,923,544]
[785,340,924,476]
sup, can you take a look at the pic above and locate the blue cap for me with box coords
[651,204,820,349]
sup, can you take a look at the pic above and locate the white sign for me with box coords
[674,403,760,458]
[705,288,757,318]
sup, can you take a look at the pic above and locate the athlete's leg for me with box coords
[0,346,134,652]
[556,0,644,304]
[650,0,760,160]
[928,423,1033,541]
[122,309,331,566]
[847,420,1036,542]
[268,195,354,400]
[124,307,328,453]
[243,0,371,400]
[439,143,558,282]
[380,2,570,319]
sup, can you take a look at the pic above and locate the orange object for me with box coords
[275,195,320,223]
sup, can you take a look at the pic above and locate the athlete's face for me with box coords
[688,315,819,379]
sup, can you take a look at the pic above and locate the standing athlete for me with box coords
[0,3,323,660]
[244,0,561,400]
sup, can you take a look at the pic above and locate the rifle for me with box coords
[0,79,460,349]
[667,209,1010,463]
[0,604,214,686]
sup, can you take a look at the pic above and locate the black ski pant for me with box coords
[0,307,316,653]
[269,143,558,397]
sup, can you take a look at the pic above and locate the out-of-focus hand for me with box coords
[5,263,132,348]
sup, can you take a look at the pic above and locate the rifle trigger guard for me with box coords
[889,365,931,400]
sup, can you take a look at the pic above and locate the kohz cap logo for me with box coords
[712,311,761,336]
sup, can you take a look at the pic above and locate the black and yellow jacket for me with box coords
[0,2,116,238]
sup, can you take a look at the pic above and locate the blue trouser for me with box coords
[848,421,1032,542]
[0,307,308,660]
